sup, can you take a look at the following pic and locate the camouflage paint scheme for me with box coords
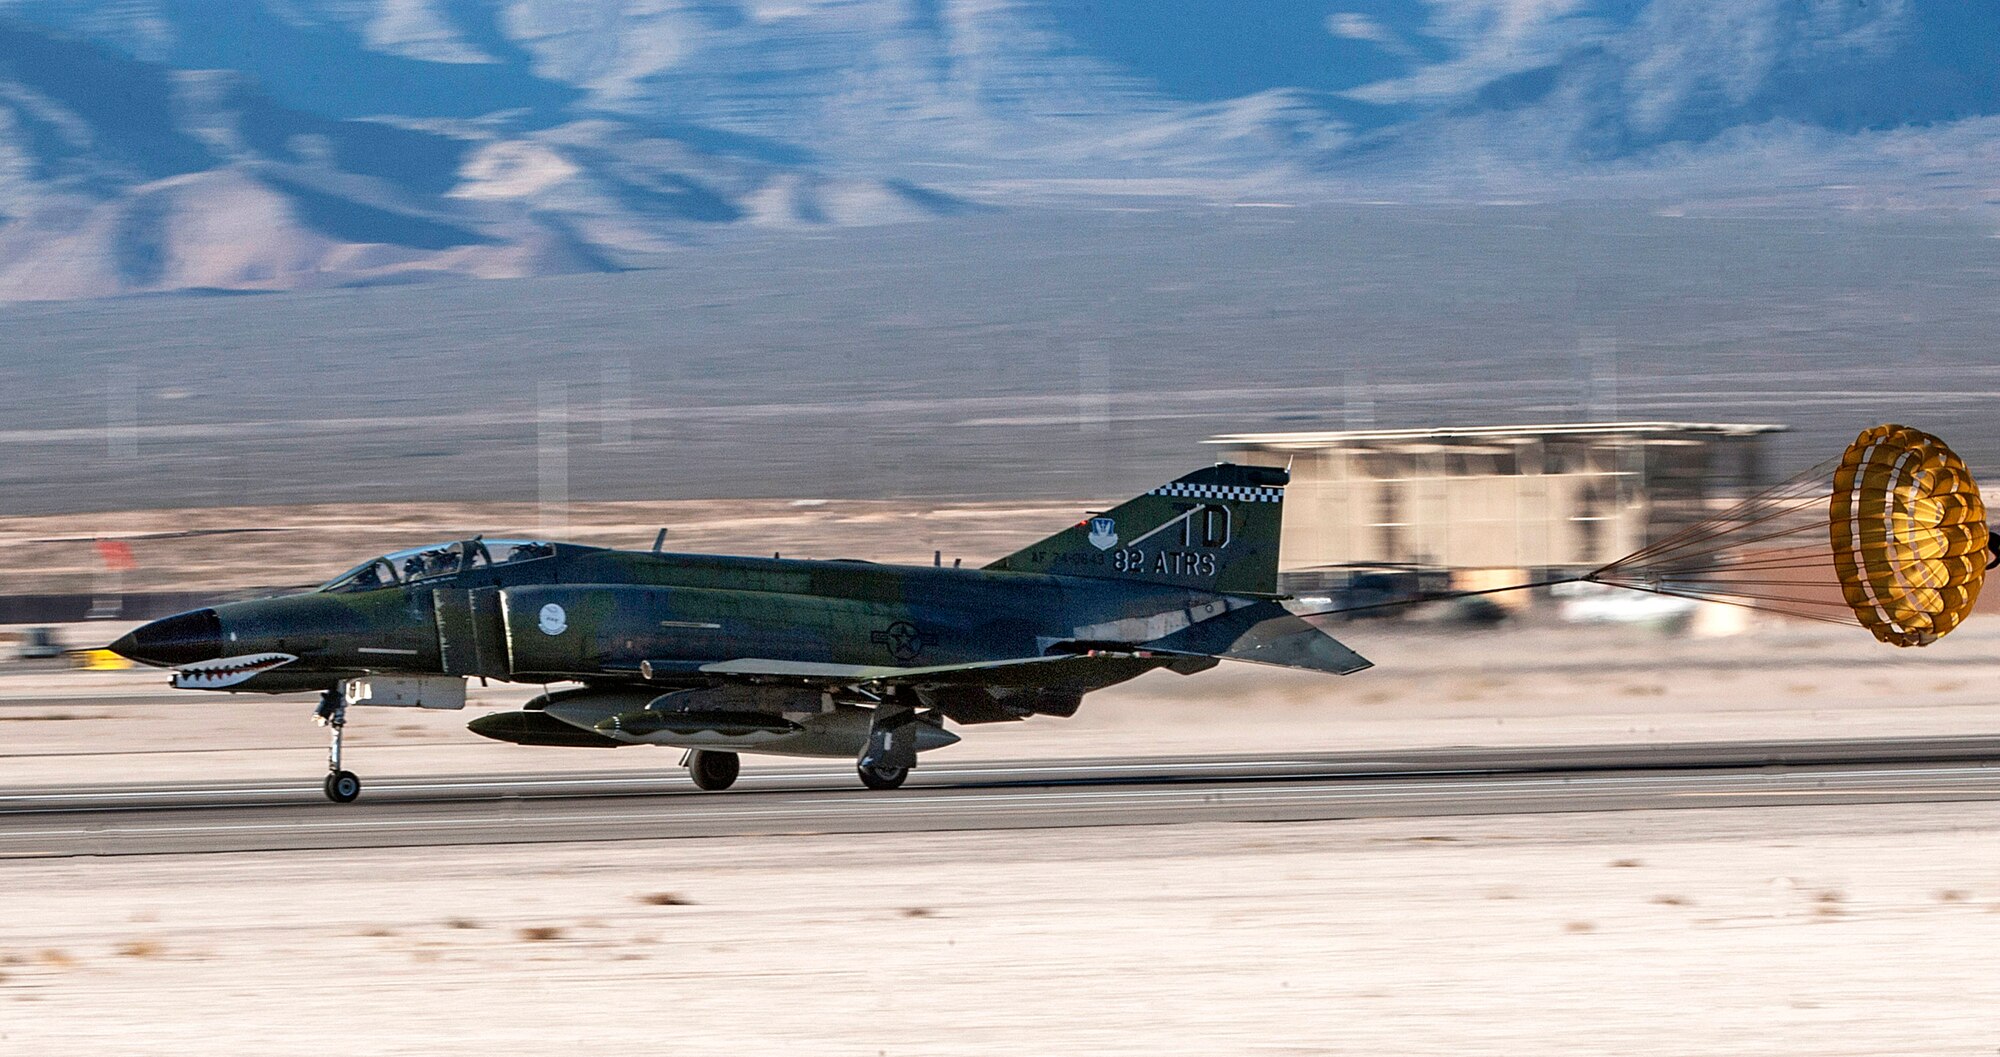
[110,465,1370,790]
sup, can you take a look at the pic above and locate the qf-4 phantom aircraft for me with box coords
[109,464,1370,801]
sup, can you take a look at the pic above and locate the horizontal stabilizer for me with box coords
[1142,601,1372,675]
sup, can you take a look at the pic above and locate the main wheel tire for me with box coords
[856,762,909,791]
[688,750,740,791]
[324,770,361,804]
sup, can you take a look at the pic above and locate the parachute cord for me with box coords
[1600,456,1838,570]
[1305,570,1853,622]
[1305,568,1873,626]
[1598,476,1832,573]
[1583,583,1859,628]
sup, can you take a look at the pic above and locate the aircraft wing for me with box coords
[690,653,1192,688]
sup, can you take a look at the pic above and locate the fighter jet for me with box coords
[109,464,1370,801]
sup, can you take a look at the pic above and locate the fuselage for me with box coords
[112,542,1242,693]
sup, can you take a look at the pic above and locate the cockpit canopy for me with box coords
[320,539,556,593]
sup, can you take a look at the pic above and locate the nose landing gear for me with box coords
[316,688,362,804]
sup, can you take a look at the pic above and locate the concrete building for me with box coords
[1206,422,1787,593]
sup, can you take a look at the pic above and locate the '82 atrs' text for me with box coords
[1041,549,1217,577]
[1112,549,1216,577]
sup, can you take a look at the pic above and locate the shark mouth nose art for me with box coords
[170,653,298,690]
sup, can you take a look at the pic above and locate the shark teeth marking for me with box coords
[172,652,298,690]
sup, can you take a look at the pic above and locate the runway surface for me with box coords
[6,736,2000,857]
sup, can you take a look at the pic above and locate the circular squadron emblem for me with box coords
[538,603,569,636]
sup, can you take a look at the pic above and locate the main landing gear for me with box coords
[315,688,361,804]
[685,749,740,791]
[856,760,909,791]
[856,698,916,791]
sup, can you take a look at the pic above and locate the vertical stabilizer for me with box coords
[985,464,1288,596]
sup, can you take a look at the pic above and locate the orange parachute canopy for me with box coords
[1828,425,1988,646]
[1589,424,1991,647]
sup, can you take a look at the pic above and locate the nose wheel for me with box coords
[324,770,361,803]
[315,688,362,804]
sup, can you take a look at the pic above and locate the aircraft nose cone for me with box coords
[109,608,223,667]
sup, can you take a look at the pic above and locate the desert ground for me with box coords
[4,801,1999,1055]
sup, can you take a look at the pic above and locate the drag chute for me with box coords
[1587,424,1990,646]
[1827,425,1988,645]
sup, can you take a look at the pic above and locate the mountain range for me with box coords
[0,0,1992,299]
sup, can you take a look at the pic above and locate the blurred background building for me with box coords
[1209,422,1786,601]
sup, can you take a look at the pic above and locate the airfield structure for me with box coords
[1206,422,1788,598]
